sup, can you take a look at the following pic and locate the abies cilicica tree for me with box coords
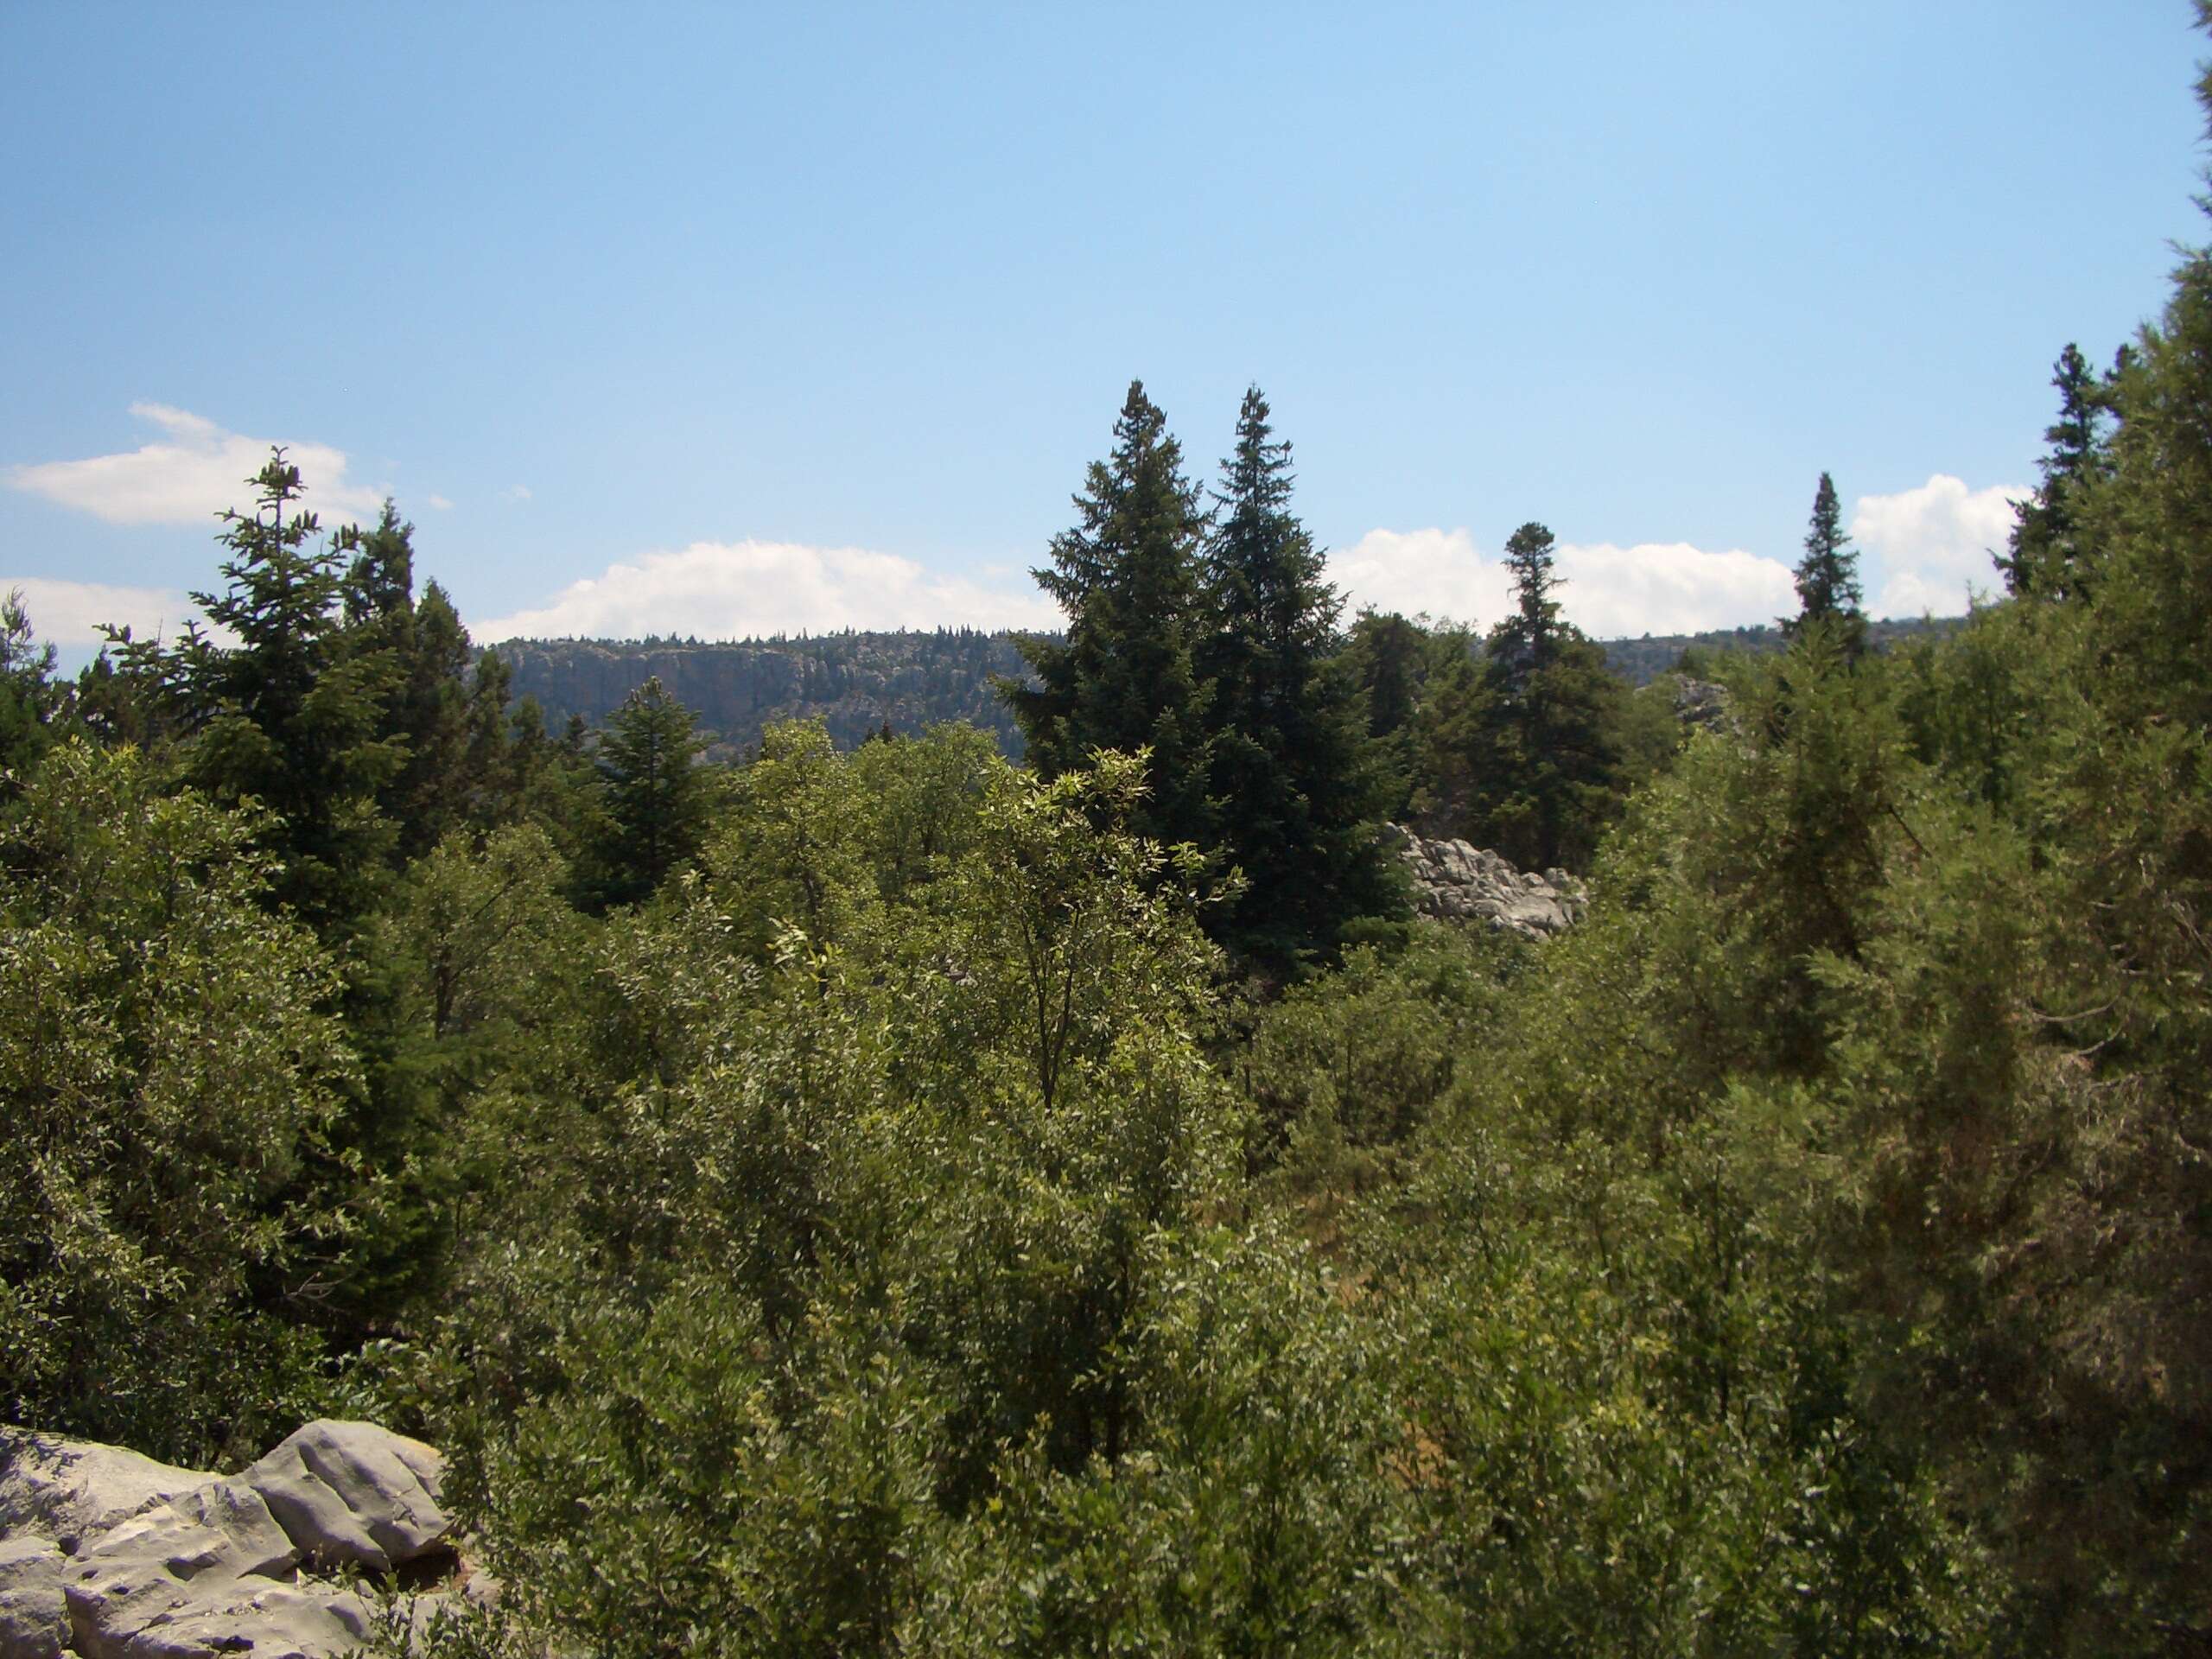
[1413,522,1624,872]
[1999,342,2124,601]
[1479,523,1624,871]
[585,674,711,911]
[124,451,408,938]
[1491,520,1566,679]
[1787,472,1868,662]
[1002,379,1217,855]
[1200,385,1400,970]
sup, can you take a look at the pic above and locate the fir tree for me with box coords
[1340,609,1443,818]
[0,588,63,782]
[587,675,710,909]
[1999,343,2115,600]
[1414,523,1624,870]
[1489,522,1565,683]
[153,451,405,936]
[1200,386,1400,970]
[1001,379,1216,853]
[1787,472,1867,661]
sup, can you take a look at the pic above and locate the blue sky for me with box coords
[3,3,2204,660]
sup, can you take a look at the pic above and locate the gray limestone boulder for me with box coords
[1671,675,1732,732]
[238,1422,451,1576]
[60,1478,301,1659]
[0,1436,207,1553]
[1,1422,457,1659]
[0,1536,69,1659]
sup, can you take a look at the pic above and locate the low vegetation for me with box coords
[6,31,2212,1656]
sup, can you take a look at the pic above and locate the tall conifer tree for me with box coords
[1201,386,1399,969]
[132,452,406,937]
[1787,472,1867,661]
[1003,380,1216,854]
[586,675,710,910]
[1999,343,2119,601]
[1413,522,1624,870]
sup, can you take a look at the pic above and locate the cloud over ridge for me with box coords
[473,538,1062,643]
[1327,528,1798,638]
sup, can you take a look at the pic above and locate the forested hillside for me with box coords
[6,32,2212,1658]
[493,629,1031,758]
[485,618,1961,762]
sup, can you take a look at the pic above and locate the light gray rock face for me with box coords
[0,1436,207,1551]
[0,1535,69,1659]
[240,1422,449,1576]
[3,1423,455,1659]
[1671,676,1731,732]
[1389,828,1586,940]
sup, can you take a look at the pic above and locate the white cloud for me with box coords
[5,404,389,527]
[502,484,532,502]
[1329,527,1797,638]
[0,576,209,648]
[426,493,454,512]
[1328,528,1510,627]
[473,539,1063,643]
[1553,542,1799,637]
[1850,474,2024,617]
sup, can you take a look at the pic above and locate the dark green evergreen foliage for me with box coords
[1002,379,1217,854]
[1199,387,1402,971]
[1404,642,1489,836]
[583,674,711,910]
[1342,609,1428,740]
[1490,521,1565,678]
[1999,342,2118,600]
[336,504,478,859]
[1412,526,1626,870]
[334,505,547,855]
[105,452,406,937]
[1787,471,1869,661]
[0,588,64,781]
[1340,608,1452,816]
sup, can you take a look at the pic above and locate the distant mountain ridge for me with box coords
[488,614,1963,758]
[492,628,1034,757]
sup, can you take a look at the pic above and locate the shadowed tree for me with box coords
[1001,379,1217,855]
[1787,473,1867,663]
[585,675,710,909]
[1200,385,1400,970]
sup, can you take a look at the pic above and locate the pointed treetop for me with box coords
[1789,471,1867,659]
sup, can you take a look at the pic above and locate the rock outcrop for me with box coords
[1670,675,1731,732]
[1388,828,1586,940]
[0,1422,461,1659]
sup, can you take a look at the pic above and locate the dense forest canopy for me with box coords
[8,25,2212,1657]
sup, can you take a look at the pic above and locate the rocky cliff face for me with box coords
[0,1422,473,1659]
[1388,827,1587,940]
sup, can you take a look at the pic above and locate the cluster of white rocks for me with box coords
[0,1422,469,1659]
[1387,827,1587,941]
